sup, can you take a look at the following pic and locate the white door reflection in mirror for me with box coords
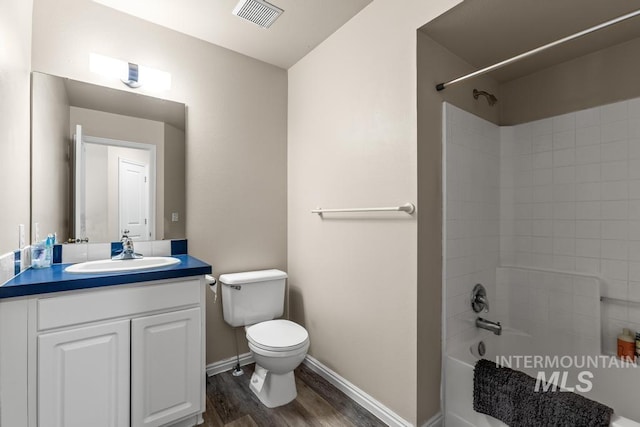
[119,158,150,240]
[74,125,156,242]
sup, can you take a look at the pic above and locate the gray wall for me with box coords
[31,0,287,364]
[500,37,640,125]
[0,3,32,426]
[0,0,32,254]
[164,123,186,239]
[288,0,462,424]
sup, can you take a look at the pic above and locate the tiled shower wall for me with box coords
[445,99,640,351]
[444,104,500,346]
[499,97,640,350]
[495,266,601,353]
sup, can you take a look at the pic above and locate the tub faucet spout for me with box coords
[476,317,502,335]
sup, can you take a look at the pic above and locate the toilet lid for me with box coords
[246,320,309,352]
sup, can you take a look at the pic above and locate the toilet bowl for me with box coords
[219,270,310,408]
[245,319,309,408]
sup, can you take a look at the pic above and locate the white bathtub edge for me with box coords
[445,336,640,427]
[612,415,640,427]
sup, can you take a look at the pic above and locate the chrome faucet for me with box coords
[112,231,143,260]
[476,317,502,336]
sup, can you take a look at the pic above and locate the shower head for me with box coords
[473,89,498,106]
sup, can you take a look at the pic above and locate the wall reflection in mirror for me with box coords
[31,72,186,243]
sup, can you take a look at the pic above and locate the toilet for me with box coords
[219,269,309,408]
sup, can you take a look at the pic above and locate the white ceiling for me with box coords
[93,0,372,69]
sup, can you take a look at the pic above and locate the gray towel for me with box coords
[473,359,613,427]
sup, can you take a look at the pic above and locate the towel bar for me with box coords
[600,296,640,306]
[311,203,415,215]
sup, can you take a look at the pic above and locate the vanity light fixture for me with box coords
[89,53,171,92]
[122,62,141,88]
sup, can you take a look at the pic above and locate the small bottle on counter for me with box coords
[44,234,54,266]
[617,328,635,361]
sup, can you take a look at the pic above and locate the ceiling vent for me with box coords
[232,0,284,28]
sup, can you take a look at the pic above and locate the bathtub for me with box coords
[445,330,640,427]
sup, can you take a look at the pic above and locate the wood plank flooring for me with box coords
[203,363,388,427]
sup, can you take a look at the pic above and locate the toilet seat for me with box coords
[246,319,309,353]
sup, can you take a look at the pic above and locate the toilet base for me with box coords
[249,364,297,408]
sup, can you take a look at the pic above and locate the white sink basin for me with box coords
[65,257,180,274]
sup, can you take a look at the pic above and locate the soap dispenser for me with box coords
[31,232,54,269]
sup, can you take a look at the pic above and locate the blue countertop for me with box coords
[0,255,212,299]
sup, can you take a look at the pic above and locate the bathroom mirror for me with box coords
[31,72,186,243]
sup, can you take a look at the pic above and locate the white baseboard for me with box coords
[302,355,412,427]
[422,412,443,427]
[206,352,254,377]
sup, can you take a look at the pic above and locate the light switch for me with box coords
[171,212,179,222]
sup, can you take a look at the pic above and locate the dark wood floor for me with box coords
[203,363,388,427]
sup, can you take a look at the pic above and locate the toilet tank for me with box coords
[219,269,287,327]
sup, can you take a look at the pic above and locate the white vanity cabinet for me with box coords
[0,276,207,427]
[38,320,131,427]
[131,308,201,427]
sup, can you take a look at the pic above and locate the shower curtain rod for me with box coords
[435,9,640,91]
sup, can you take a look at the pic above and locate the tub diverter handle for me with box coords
[471,283,489,313]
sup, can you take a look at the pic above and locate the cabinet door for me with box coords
[131,307,201,427]
[38,319,130,427]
